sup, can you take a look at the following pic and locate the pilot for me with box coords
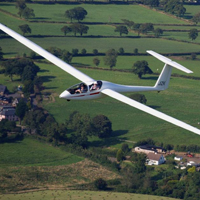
[76,84,87,93]
[90,81,99,91]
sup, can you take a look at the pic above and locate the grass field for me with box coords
[0,138,83,167]
[2,36,200,58]
[0,3,189,24]
[28,61,200,147]
[0,190,180,200]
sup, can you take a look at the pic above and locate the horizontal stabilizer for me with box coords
[147,50,193,74]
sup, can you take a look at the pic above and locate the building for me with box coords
[12,97,28,107]
[0,106,18,121]
[0,85,7,96]
[134,145,166,155]
[174,156,183,161]
[147,153,165,165]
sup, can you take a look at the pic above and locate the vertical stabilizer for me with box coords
[154,64,172,91]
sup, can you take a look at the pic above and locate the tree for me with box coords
[81,48,87,55]
[116,149,124,162]
[189,28,198,40]
[16,0,26,17]
[92,115,112,138]
[131,152,147,173]
[121,19,134,29]
[154,28,163,38]
[139,23,154,34]
[118,47,124,55]
[114,25,128,36]
[132,60,153,79]
[62,50,72,63]
[192,12,200,24]
[61,26,72,36]
[15,99,28,124]
[65,7,87,22]
[72,48,79,56]
[164,0,186,16]
[70,23,89,36]
[93,57,100,67]
[104,49,118,70]
[121,143,129,154]
[21,7,35,19]
[142,0,159,7]
[93,49,98,55]
[0,47,3,60]
[133,23,141,36]
[94,178,107,190]
[129,93,147,104]
[19,24,31,36]
[73,7,88,22]
[65,9,76,22]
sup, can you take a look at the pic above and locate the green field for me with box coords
[0,3,189,24]
[0,138,83,167]
[0,190,180,200]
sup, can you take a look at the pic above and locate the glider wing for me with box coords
[101,88,200,135]
[0,23,94,83]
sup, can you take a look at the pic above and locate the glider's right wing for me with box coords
[101,89,200,136]
[0,23,94,83]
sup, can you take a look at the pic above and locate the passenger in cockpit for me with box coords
[90,82,100,91]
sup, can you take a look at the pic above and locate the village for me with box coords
[0,84,29,122]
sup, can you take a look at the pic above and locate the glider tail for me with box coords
[146,50,193,91]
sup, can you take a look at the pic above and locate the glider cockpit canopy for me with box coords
[67,81,103,94]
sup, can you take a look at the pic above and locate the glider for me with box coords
[0,23,200,135]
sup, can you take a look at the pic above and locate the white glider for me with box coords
[0,23,200,135]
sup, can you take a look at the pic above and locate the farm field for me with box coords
[0,3,189,24]
[2,37,200,57]
[0,190,180,200]
[0,137,83,167]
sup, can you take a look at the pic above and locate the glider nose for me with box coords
[59,90,70,99]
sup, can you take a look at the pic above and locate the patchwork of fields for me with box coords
[0,2,200,198]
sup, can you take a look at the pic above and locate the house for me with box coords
[134,145,166,155]
[0,96,10,105]
[0,106,18,121]
[12,97,28,107]
[146,153,165,165]
[0,85,7,96]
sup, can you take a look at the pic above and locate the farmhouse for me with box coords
[134,145,166,154]
[147,153,165,165]
[0,106,18,121]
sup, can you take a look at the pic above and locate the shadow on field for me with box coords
[33,17,51,20]
[141,76,158,81]
[89,130,128,147]
[148,105,161,109]
[72,62,90,67]
[0,3,13,6]
[4,52,17,55]
[39,69,49,73]
[41,75,56,82]
[90,136,127,147]
[184,13,193,20]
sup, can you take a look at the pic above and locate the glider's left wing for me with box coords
[0,23,94,83]
[101,89,200,136]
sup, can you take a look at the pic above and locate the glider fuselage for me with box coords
[59,80,158,101]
